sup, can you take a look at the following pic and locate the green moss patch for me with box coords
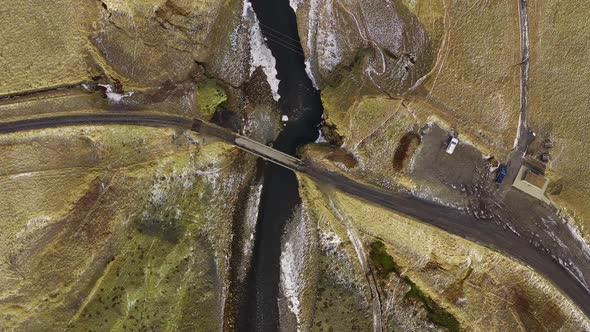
[404,277,461,332]
[196,80,227,119]
[369,240,460,331]
[369,241,399,276]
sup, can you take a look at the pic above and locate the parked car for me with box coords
[446,137,459,154]
[496,165,508,183]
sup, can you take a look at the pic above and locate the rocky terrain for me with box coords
[2,0,590,331]
[0,0,271,329]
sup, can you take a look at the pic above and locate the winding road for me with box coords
[1,112,590,319]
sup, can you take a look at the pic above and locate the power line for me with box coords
[261,33,305,56]
[252,20,391,97]
[260,26,302,48]
[247,19,305,56]
[257,21,303,45]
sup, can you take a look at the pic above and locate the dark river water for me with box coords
[237,0,324,331]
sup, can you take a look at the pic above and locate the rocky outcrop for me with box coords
[292,0,435,95]
[93,0,235,87]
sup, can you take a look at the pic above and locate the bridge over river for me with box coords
[1,112,590,319]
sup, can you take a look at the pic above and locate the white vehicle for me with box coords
[446,137,459,154]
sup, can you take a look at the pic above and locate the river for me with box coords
[237,0,324,331]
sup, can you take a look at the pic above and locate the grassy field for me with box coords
[315,0,523,199]
[419,0,521,156]
[298,176,590,331]
[0,0,99,95]
[528,0,590,238]
[0,127,253,330]
[0,0,237,96]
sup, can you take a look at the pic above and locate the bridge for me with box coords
[1,112,590,319]
[193,119,302,171]
[0,114,302,172]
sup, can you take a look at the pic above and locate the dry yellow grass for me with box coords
[0,0,99,95]
[299,176,590,331]
[420,0,521,156]
[0,126,251,330]
[319,0,522,177]
[527,0,590,238]
[0,0,236,95]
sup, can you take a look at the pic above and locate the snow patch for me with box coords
[311,0,342,72]
[563,261,590,292]
[16,216,52,239]
[319,228,343,254]
[465,256,472,268]
[280,206,310,330]
[406,0,417,9]
[315,128,327,143]
[26,216,51,229]
[411,186,462,209]
[243,1,281,101]
[98,84,134,103]
[240,182,263,279]
[303,0,320,86]
[563,217,590,260]
[195,164,247,323]
[9,172,35,179]
[289,0,303,13]
[281,242,303,325]
[304,60,319,89]
[513,112,524,149]
[505,223,521,237]
[318,228,359,288]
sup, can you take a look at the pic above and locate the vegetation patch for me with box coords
[369,240,460,331]
[393,132,422,171]
[196,80,227,119]
[327,148,358,168]
[404,277,461,332]
[369,241,399,276]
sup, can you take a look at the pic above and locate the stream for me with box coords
[237,0,324,331]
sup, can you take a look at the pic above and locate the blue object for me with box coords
[496,165,508,183]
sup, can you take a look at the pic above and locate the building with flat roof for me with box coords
[512,165,550,203]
